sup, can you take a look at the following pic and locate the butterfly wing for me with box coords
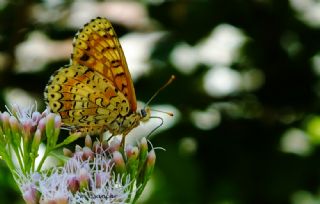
[45,64,131,134]
[71,17,137,112]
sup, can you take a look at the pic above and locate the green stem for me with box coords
[9,143,24,172]
[36,148,50,172]
[22,136,30,172]
[132,182,146,204]
[16,146,25,172]
[1,151,15,174]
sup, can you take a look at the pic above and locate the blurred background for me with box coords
[1,0,320,203]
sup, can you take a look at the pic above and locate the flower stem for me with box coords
[36,148,50,172]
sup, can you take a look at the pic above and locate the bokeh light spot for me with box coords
[280,128,311,156]
[204,66,241,97]
[179,137,198,156]
[191,108,221,130]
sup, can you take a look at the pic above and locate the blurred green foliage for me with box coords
[1,0,320,204]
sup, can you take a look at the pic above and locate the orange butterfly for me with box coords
[45,17,152,138]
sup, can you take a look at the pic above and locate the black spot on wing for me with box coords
[80,54,90,61]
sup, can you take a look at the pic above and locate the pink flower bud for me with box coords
[45,113,55,136]
[1,112,10,125]
[82,147,94,161]
[147,149,156,168]
[22,185,39,204]
[67,176,80,194]
[37,118,46,133]
[126,145,139,160]
[22,119,33,141]
[31,112,41,124]
[112,151,126,174]
[9,116,19,132]
[54,115,61,129]
[140,137,148,151]
[109,138,121,152]
[79,168,90,190]
[31,129,42,153]
[92,141,102,154]
[95,172,106,188]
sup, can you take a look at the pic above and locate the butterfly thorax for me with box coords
[109,107,150,135]
[108,112,140,136]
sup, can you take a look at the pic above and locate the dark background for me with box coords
[1,0,320,203]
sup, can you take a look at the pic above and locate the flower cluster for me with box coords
[0,104,157,204]
[0,104,47,173]
[16,136,156,204]
[0,104,80,176]
[65,136,156,203]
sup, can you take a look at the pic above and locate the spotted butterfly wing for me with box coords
[45,17,147,136]
[71,17,137,111]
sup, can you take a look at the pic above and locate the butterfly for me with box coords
[44,17,151,138]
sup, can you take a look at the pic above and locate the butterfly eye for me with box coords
[141,109,147,118]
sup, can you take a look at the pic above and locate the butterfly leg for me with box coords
[120,135,125,147]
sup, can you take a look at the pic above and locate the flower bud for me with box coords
[22,119,33,142]
[1,112,10,133]
[138,149,156,186]
[9,116,19,133]
[126,145,139,160]
[63,148,73,157]
[45,113,55,144]
[54,115,61,129]
[82,147,94,161]
[37,118,46,133]
[45,113,62,147]
[53,114,61,142]
[109,138,121,152]
[31,112,41,125]
[1,112,10,123]
[92,141,102,154]
[79,168,90,191]
[139,137,148,169]
[31,129,42,154]
[146,149,156,171]
[22,185,40,204]
[67,176,80,194]
[75,145,82,152]
[112,151,126,174]
[95,172,108,188]
[85,135,92,148]
[9,116,21,147]
[126,145,140,176]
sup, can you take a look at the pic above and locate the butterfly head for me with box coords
[139,107,151,122]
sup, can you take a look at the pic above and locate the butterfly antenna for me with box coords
[145,75,176,108]
[150,108,174,117]
[147,116,164,138]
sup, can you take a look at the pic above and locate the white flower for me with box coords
[38,169,71,204]
[16,148,133,204]
[5,102,45,130]
[68,150,132,204]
